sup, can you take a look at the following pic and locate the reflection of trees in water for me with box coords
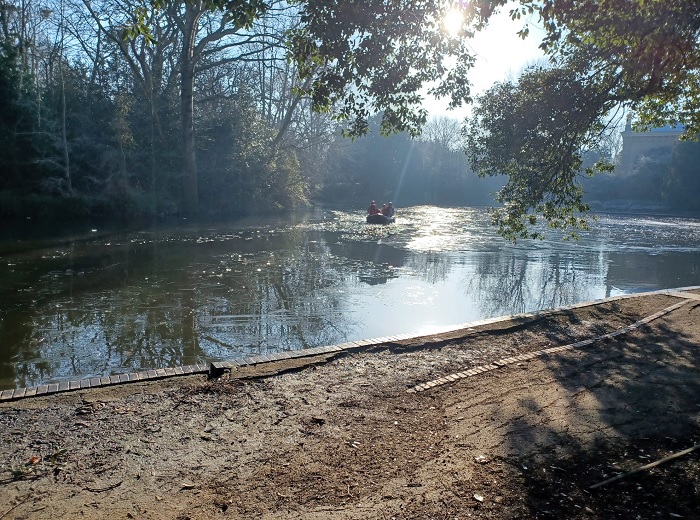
[0,307,42,390]
[201,232,354,354]
[404,252,452,285]
[326,235,453,287]
[534,252,587,310]
[3,222,461,388]
[3,236,215,388]
[469,240,700,319]
[9,214,698,389]
[0,239,132,389]
[468,255,531,316]
[0,227,356,388]
[467,251,602,317]
[328,239,407,286]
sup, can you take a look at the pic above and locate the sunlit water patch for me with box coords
[383,206,495,253]
[590,215,700,253]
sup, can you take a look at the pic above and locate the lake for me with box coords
[2,205,700,390]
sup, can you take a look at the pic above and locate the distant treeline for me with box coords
[319,115,503,209]
[583,141,700,214]
[1,0,321,221]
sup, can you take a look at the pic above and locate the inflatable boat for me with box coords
[366,214,395,224]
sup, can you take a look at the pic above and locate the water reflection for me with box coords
[2,208,700,389]
[465,249,606,317]
[328,240,406,286]
[404,253,453,285]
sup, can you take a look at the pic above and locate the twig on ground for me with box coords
[0,495,31,519]
[84,480,123,493]
[590,444,700,490]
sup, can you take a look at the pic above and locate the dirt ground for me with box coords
[1,291,699,520]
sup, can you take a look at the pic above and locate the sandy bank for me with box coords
[1,290,699,519]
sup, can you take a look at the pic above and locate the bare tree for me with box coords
[78,0,305,215]
[421,115,463,151]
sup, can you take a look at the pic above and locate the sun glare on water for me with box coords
[443,7,465,37]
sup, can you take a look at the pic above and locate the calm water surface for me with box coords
[2,206,700,389]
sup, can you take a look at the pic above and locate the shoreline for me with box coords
[3,286,699,401]
[1,288,699,519]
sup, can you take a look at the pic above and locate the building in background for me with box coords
[616,116,685,176]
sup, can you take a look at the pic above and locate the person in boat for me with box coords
[367,200,381,215]
[382,202,395,217]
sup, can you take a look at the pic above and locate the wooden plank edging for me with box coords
[407,298,692,393]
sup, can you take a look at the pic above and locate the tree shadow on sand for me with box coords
[489,303,700,519]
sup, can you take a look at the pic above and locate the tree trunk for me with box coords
[59,0,71,194]
[180,4,201,217]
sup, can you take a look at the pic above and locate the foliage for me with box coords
[7,0,698,227]
[197,91,307,216]
[0,42,47,196]
[582,143,700,213]
[465,0,700,238]
[127,0,475,140]
[0,0,324,222]
[530,0,700,134]
[288,0,475,138]
[125,0,270,41]
[465,63,615,239]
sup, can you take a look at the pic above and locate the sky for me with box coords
[425,4,548,120]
